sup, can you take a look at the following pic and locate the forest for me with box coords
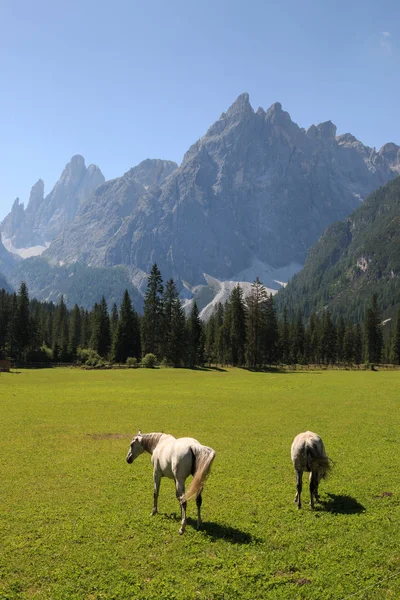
[1,264,399,368]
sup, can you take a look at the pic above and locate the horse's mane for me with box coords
[140,432,168,453]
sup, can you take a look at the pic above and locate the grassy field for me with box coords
[1,367,399,600]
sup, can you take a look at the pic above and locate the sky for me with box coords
[0,0,399,220]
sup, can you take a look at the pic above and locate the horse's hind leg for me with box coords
[196,489,203,530]
[175,480,186,535]
[295,470,302,509]
[151,471,161,516]
[309,471,317,508]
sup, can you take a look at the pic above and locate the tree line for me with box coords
[1,265,399,367]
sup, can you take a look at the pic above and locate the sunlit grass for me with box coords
[1,367,399,599]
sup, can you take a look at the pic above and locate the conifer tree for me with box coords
[265,293,279,365]
[90,297,111,357]
[364,294,383,364]
[321,311,337,365]
[110,303,119,340]
[390,309,400,364]
[112,290,141,363]
[279,306,290,365]
[162,280,186,366]
[141,264,164,357]
[15,282,31,360]
[245,277,268,368]
[224,285,246,366]
[186,302,203,367]
[343,322,355,364]
[353,323,363,365]
[214,303,225,365]
[68,304,81,359]
[336,316,345,363]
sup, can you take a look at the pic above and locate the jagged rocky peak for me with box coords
[307,120,337,140]
[378,142,400,172]
[0,155,105,253]
[26,179,45,215]
[225,92,253,117]
[125,158,178,188]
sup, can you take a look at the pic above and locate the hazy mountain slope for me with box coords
[10,258,143,312]
[45,94,399,287]
[276,176,400,321]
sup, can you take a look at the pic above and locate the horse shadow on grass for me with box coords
[318,493,366,515]
[163,513,256,544]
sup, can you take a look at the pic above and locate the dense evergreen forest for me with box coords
[1,264,399,368]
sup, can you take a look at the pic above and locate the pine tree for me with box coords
[336,316,345,363]
[245,277,268,368]
[342,322,355,364]
[364,294,383,364]
[15,282,31,360]
[141,264,164,357]
[353,323,363,365]
[90,297,111,357]
[214,303,225,365]
[224,285,246,366]
[112,290,141,363]
[68,304,82,359]
[186,302,203,367]
[110,303,119,340]
[321,311,337,365]
[169,296,186,366]
[265,294,278,365]
[279,307,290,365]
[390,309,400,364]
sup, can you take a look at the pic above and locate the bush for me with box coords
[126,357,139,368]
[141,353,157,368]
[76,347,104,368]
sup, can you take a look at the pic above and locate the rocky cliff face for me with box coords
[1,156,104,253]
[45,94,399,286]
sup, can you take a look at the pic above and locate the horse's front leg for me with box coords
[175,479,186,535]
[151,470,161,516]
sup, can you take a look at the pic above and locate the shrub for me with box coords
[141,353,157,368]
[126,357,139,368]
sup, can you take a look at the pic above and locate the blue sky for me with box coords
[0,0,399,220]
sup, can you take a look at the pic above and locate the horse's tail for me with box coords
[181,445,216,502]
[306,443,332,479]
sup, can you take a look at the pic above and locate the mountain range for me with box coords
[1,93,399,314]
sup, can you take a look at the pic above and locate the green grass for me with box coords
[1,367,400,599]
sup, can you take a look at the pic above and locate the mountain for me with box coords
[1,155,104,255]
[45,94,399,289]
[275,176,400,322]
[44,158,178,269]
[0,237,18,292]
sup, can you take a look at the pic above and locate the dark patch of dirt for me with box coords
[86,433,130,440]
[296,578,311,586]
[274,567,298,577]
[373,491,393,499]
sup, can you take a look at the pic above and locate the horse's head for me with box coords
[126,430,145,464]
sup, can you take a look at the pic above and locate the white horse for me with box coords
[126,431,216,534]
[291,431,332,509]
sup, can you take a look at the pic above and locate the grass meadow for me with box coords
[1,367,400,600]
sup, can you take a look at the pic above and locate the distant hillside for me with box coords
[10,258,143,312]
[276,176,400,322]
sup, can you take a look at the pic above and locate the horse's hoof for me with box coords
[150,509,157,517]
[179,528,184,535]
